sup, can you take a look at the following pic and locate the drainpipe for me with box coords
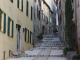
[74,0,78,46]
[33,0,35,47]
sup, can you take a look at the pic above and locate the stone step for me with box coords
[30,47,64,50]
[25,55,64,57]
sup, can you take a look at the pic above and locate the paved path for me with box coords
[6,35,66,60]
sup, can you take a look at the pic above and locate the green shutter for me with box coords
[25,28,26,42]
[22,0,23,12]
[3,13,6,33]
[31,6,32,20]
[30,31,31,44]
[8,17,10,36]
[28,30,29,43]
[0,9,2,30]
[12,20,14,38]
[17,0,19,8]
[26,1,28,16]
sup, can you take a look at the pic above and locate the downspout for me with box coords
[33,0,35,47]
[74,0,78,46]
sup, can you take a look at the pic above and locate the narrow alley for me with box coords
[6,35,66,60]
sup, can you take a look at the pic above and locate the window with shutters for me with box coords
[0,11,4,32]
[8,17,14,38]
[17,0,23,12]
[10,0,13,3]
[10,19,12,36]
[26,1,29,16]
[24,28,28,42]
[0,10,6,33]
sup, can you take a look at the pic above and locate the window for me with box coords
[26,1,29,16]
[10,0,13,3]
[0,9,6,33]
[31,6,33,20]
[39,10,40,20]
[17,0,23,12]
[34,7,35,19]
[46,17,48,24]
[8,17,14,38]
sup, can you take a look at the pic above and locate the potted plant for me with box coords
[37,34,43,43]
[63,47,74,57]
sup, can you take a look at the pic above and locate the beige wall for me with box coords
[0,0,33,60]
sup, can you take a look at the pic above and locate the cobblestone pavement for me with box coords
[6,35,66,60]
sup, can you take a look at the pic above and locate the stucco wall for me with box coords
[0,0,33,60]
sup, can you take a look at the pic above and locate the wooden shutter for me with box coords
[28,30,29,43]
[26,1,28,16]
[31,6,32,20]
[22,0,23,12]
[25,28,26,42]
[30,32,31,43]
[3,13,6,33]
[8,17,10,36]
[0,9,2,30]
[30,31,31,44]
[17,0,19,8]
[12,20,14,38]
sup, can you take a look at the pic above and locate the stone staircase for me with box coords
[16,35,65,58]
